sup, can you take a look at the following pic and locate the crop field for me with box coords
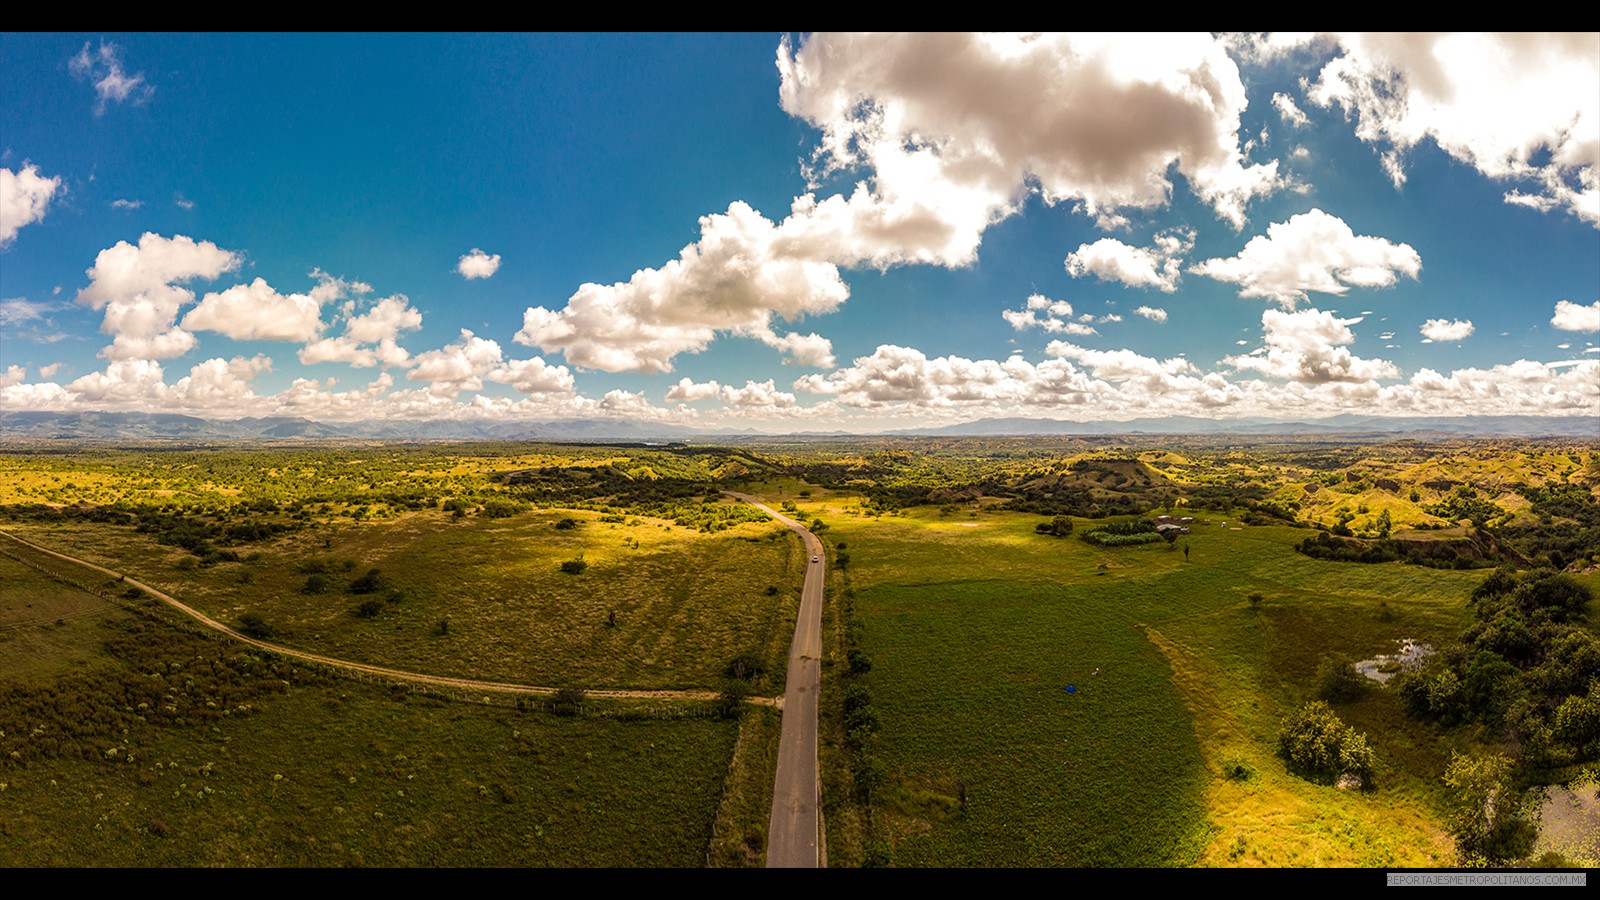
[0,550,742,866]
[810,498,1500,866]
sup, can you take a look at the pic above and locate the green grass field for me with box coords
[5,504,800,692]
[3,441,1591,868]
[0,551,743,866]
[0,552,128,684]
[818,500,1492,866]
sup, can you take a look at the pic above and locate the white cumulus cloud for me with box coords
[1272,92,1309,127]
[1064,230,1192,292]
[408,329,573,398]
[1,164,63,247]
[1419,318,1474,342]
[720,379,797,408]
[1306,33,1599,226]
[75,233,242,360]
[1551,299,1600,332]
[1003,294,1100,335]
[297,291,421,369]
[183,278,325,343]
[69,41,153,114]
[1225,307,1400,383]
[665,378,722,402]
[1191,209,1421,306]
[1134,306,1169,323]
[780,33,1281,231]
[515,201,849,373]
[457,248,502,279]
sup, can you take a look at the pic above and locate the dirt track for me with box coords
[0,528,779,705]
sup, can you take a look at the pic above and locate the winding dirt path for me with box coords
[0,528,776,704]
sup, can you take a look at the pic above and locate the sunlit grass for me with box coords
[5,505,802,691]
[828,504,1487,866]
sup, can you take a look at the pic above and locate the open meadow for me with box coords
[0,541,745,866]
[2,438,1595,868]
[794,487,1597,867]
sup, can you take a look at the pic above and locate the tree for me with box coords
[1442,752,1538,865]
[1277,701,1375,784]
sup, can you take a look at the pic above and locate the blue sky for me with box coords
[3,33,1596,430]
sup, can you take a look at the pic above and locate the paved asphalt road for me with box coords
[725,493,826,868]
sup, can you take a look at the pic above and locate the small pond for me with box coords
[1354,638,1435,683]
[1533,783,1600,866]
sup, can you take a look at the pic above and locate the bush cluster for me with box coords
[1277,701,1375,785]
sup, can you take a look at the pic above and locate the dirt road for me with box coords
[0,528,755,703]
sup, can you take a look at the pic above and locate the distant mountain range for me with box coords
[890,414,1600,438]
[0,411,713,442]
[0,410,1594,442]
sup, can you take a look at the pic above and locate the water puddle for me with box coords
[1534,784,1600,865]
[1354,638,1434,683]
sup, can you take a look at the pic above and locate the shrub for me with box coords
[348,568,383,594]
[1315,653,1368,703]
[236,612,274,639]
[555,518,579,530]
[725,652,765,681]
[1036,516,1074,537]
[353,599,383,620]
[301,574,329,595]
[478,498,528,519]
[559,557,588,575]
[847,648,873,675]
[717,679,750,719]
[1220,757,1258,782]
[1277,701,1375,784]
[549,687,585,716]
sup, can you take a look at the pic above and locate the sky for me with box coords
[2,32,1597,432]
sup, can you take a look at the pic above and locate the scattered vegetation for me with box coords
[1276,701,1376,786]
[2,436,1594,868]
